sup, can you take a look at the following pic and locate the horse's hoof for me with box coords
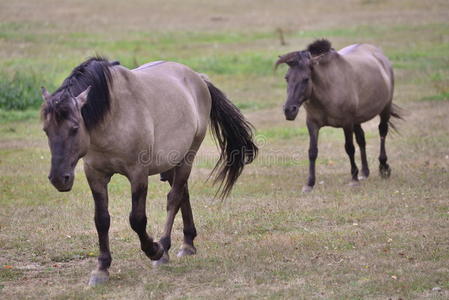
[348,180,360,187]
[361,169,370,179]
[152,252,169,267]
[379,165,391,178]
[177,244,197,257]
[302,185,313,193]
[358,170,369,180]
[88,270,109,286]
[148,242,164,261]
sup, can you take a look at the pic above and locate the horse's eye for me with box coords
[69,126,79,135]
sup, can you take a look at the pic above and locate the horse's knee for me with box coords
[345,143,355,156]
[129,213,147,233]
[308,148,318,161]
[94,211,110,234]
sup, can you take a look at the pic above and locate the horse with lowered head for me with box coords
[276,39,401,192]
[41,58,258,285]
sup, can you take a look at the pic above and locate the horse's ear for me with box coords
[275,51,300,70]
[41,86,50,102]
[75,86,91,107]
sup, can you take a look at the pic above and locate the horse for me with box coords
[40,57,258,285]
[275,39,402,192]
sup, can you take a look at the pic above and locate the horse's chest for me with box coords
[83,150,138,176]
[304,103,346,127]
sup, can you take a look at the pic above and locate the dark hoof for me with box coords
[147,242,164,261]
[177,244,197,257]
[359,169,369,180]
[379,164,391,178]
[152,252,169,267]
[88,270,109,286]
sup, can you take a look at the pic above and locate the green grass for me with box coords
[421,92,449,102]
[0,71,51,110]
[0,109,40,122]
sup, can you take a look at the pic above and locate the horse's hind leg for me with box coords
[177,185,197,257]
[354,124,370,179]
[85,165,112,286]
[378,110,392,178]
[154,162,194,266]
[344,127,359,185]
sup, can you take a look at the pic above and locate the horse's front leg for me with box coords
[303,120,320,193]
[85,164,112,286]
[129,174,163,261]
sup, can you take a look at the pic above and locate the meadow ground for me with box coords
[0,0,448,299]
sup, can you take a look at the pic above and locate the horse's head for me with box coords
[275,51,313,121]
[41,86,91,192]
[276,39,332,121]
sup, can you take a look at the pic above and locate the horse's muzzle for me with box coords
[284,105,299,121]
[48,172,74,192]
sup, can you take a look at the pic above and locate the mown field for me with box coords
[1,0,448,299]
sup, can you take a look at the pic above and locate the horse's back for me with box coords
[340,44,392,78]
[132,61,211,126]
[130,61,211,134]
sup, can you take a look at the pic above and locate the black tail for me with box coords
[206,80,258,198]
[389,103,403,132]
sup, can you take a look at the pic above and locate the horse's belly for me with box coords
[355,93,390,123]
[146,144,195,175]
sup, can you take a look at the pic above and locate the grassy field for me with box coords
[1,0,449,298]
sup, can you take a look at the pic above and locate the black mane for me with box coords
[45,57,115,130]
[307,39,332,56]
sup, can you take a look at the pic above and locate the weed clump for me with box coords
[0,72,48,110]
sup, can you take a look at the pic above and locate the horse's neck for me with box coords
[310,67,334,106]
[87,94,129,152]
[310,56,350,106]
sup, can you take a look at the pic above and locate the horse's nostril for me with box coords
[284,106,298,114]
[48,175,52,180]
[63,174,70,184]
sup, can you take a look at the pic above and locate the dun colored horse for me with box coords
[41,58,258,285]
[276,39,401,192]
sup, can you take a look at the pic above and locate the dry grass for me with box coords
[1,0,449,299]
